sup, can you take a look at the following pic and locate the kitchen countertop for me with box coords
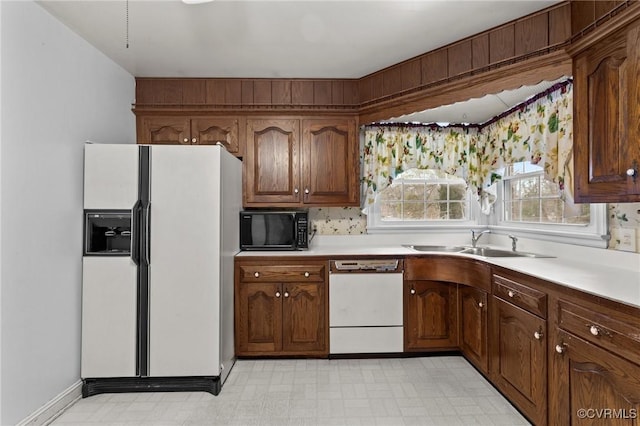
[236,235,640,309]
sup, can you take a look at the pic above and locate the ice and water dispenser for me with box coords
[84,211,132,255]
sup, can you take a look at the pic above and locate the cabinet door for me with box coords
[302,118,358,206]
[573,20,640,202]
[237,282,282,354]
[138,116,191,145]
[245,119,301,205]
[491,297,547,426]
[191,117,239,153]
[550,329,640,426]
[460,286,489,374]
[282,282,327,354]
[405,281,458,350]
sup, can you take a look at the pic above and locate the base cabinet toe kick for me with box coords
[329,259,404,355]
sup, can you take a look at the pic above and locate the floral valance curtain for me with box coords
[361,80,574,211]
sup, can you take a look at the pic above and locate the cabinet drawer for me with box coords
[558,299,640,363]
[493,274,547,318]
[239,264,325,282]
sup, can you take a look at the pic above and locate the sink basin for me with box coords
[459,247,553,258]
[403,245,467,253]
[404,244,553,258]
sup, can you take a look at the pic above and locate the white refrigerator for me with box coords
[81,143,241,396]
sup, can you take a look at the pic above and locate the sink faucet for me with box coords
[470,229,491,247]
[508,235,518,251]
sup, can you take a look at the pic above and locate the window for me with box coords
[491,161,608,247]
[499,162,589,225]
[367,169,477,232]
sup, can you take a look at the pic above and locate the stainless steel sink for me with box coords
[404,245,553,258]
[403,245,467,253]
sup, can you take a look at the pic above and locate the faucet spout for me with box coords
[471,229,491,248]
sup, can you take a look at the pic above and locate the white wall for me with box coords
[0,2,135,424]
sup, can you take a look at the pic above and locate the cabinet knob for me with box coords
[534,331,543,340]
[275,291,281,298]
[294,188,299,194]
[254,272,260,278]
[478,302,484,308]
[555,344,566,354]
[410,288,416,295]
[628,161,638,181]
[508,290,515,298]
[589,325,600,336]
[284,291,289,298]
[191,137,197,143]
[304,188,310,194]
[628,168,637,177]
[183,138,189,143]
[304,272,310,278]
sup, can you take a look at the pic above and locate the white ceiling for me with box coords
[37,0,564,123]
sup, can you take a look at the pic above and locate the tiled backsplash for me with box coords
[310,204,640,253]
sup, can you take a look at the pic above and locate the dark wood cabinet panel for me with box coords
[421,49,448,85]
[549,4,571,45]
[282,282,326,353]
[571,9,640,202]
[493,274,547,318]
[237,282,282,353]
[137,116,240,153]
[245,119,300,205]
[459,286,489,374]
[405,257,491,291]
[302,118,358,205]
[401,58,422,91]
[515,13,549,56]
[550,329,640,426]
[489,25,515,63]
[405,280,458,351]
[491,297,547,426]
[244,116,358,207]
[235,260,328,357]
[272,81,292,105]
[448,40,472,77]
[382,66,403,98]
[253,80,272,105]
[472,33,490,69]
[314,81,332,105]
[292,81,314,105]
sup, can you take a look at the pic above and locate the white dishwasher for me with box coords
[329,259,404,354]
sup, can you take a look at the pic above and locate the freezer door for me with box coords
[81,256,137,378]
[148,145,224,377]
[84,144,139,210]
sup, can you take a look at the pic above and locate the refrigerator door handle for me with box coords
[131,201,142,266]
[145,203,151,265]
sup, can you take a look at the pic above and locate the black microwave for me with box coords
[240,210,309,251]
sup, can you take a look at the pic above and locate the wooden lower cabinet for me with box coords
[550,329,640,425]
[405,280,458,351]
[491,296,547,425]
[459,286,489,374]
[235,260,327,356]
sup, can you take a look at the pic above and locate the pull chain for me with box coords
[125,0,129,49]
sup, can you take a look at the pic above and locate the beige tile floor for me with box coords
[50,356,531,426]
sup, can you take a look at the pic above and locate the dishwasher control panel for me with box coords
[330,259,403,273]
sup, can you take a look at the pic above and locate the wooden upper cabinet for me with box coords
[137,115,240,154]
[570,9,640,202]
[244,116,359,208]
[244,118,301,205]
[302,118,358,205]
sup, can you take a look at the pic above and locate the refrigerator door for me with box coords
[81,256,138,378]
[148,145,223,377]
[84,144,139,210]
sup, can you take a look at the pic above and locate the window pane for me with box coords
[403,183,425,201]
[403,202,425,220]
[425,184,440,202]
[379,184,402,201]
[449,202,466,219]
[521,177,539,198]
[449,184,467,201]
[505,201,521,221]
[380,202,402,220]
[521,199,541,221]
[540,179,559,197]
[565,204,591,224]
[541,199,563,223]
[510,180,522,200]
[425,203,445,219]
